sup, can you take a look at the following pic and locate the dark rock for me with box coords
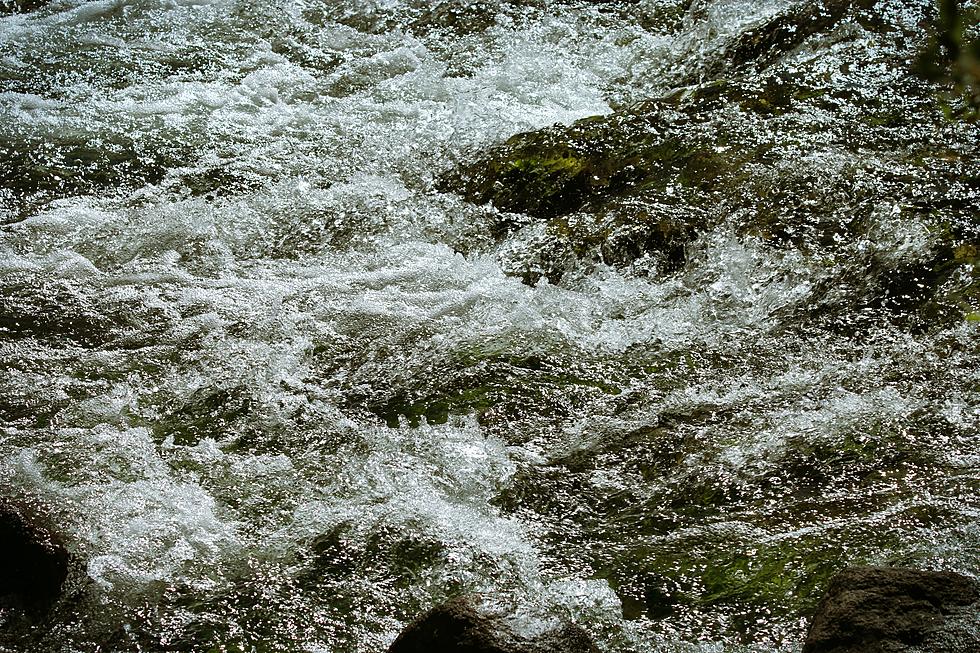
[441,107,721,223]
[803,566,980,653]
[0,130,187,220]
[0,498,71,611]
[715,0,878,74]
[0,0,47,16]
[437,97,744,282]
[412,1,500,36]
[387,596,600,653]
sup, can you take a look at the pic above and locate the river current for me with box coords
[1,1,979,652]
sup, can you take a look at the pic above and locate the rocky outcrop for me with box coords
[387,596,600,653]
[437,0,977,335]
[0,498,71,611]
[440,0,884,231]
[803,566,980,653]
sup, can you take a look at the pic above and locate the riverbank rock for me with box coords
[387,596,600,653]
[803,566,980,653]
[0,499,70,611]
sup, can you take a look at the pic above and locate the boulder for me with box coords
[387,596,600,653]
[0,498,70,611]
[803,566,980,653]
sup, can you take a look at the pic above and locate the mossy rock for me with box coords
[411,0,500,36]
[178,165,269,199]
[493,400,969,632]
[355,352,622,432]
[440,98,756,274]
[690,0,880,83]
[0,131,185,214]
[442,100,743,222]
[0,279,122,348]
[440,71,861,283]
[167,566,316,653]
[596,534,857,626]
[297,520,447,595]
[800,228,980,333]
[150,386,255,447]
[439,0,964,292]
[502,195,707,284]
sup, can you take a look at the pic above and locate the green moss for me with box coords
[696,542,844,609]
[509,154,585,177]
[444,105,733,225]
[592,526,903,630]
[364,353,621,429]
[150,387,254,447]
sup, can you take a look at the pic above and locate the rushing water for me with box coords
[1,0,979,651]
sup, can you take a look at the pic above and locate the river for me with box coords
[1,0,978,651]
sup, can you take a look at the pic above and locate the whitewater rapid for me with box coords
[2,1,978,652]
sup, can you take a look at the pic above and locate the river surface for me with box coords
[1,1,979,652]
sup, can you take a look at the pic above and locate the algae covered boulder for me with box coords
[438,97,742,283]
[387,595,600,653]
[803,566,980,653]
[441,105,736,225]
[412,1,502,36]
[439,0,980,329]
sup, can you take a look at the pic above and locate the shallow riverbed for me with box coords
[1,1,979,651]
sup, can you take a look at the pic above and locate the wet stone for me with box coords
[387,596,600,653]
[707,0,880,77]
[0,499,70,611]
[803,566,980,653]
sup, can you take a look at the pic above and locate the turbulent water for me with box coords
[1,0,979,651]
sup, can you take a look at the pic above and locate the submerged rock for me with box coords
[707,0,879,76]
[803,566,980,653]
[0,0,47,16]
[387,596,600,653]
[0,131,186,219]
[412,1,501,36]
[0,499,70,611]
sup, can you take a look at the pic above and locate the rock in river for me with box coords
[0,498,70,611]
[387,595,600,653]
[803,566,980,653]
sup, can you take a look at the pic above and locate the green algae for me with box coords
[362,352,622,430]
[149,387,255,447]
